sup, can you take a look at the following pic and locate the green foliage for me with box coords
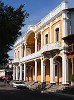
[0,1,29,65]
[70,75,74,82]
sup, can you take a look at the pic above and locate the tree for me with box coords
[0,1,29,65]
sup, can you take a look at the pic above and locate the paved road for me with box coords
[0,81,16,90]
[0,81,74,100]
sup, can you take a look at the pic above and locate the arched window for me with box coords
[44,34,48,44]
[55,28,59,42]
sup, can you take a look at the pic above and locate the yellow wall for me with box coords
[45,60,50,84]
[51,15,62,43]
[36,22,41,30]
[37,62,41,82]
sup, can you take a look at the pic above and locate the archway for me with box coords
[44,58,50,84]
[26,32,35,55]
[53,56,62,84]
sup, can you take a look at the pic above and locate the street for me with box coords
[0,81,74,100]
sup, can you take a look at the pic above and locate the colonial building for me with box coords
[12,1,74,85]
[63,34,74,78]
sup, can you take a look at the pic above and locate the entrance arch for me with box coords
[44,58,50,84]
[53,56,62,84]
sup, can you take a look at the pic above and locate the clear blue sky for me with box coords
[1,0,74,59]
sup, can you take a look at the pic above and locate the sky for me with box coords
[1,0,74,59]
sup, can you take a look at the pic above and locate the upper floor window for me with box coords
[44,33,48,44]
[55,28,59,42]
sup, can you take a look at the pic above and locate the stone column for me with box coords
[50,57,55,84]
[41,57,45,83]
[16,66,19,80]
[24,42,27,57]
[62,52,69,85]
[35,34,38,53]
[35,59,37,82]
[24,62,26,81]
[13,65,16,80]
[19,63,22,80]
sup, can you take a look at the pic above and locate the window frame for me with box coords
[54,24,60,42]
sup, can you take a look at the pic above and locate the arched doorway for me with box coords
[54,56,62,84]
[44,59,50,84]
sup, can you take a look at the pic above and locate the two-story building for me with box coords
[12,1,74,85]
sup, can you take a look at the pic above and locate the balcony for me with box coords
[14,42,60,63]
[21,50,42,62]
[41,42,60,53]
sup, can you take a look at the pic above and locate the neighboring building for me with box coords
[62,34,74,80]
[12,1,74,85]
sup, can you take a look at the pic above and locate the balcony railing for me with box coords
[14,42,60,63]
[20,50,42,62]
[41,42,60,53]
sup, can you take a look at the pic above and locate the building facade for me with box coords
[12,1,74,85]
